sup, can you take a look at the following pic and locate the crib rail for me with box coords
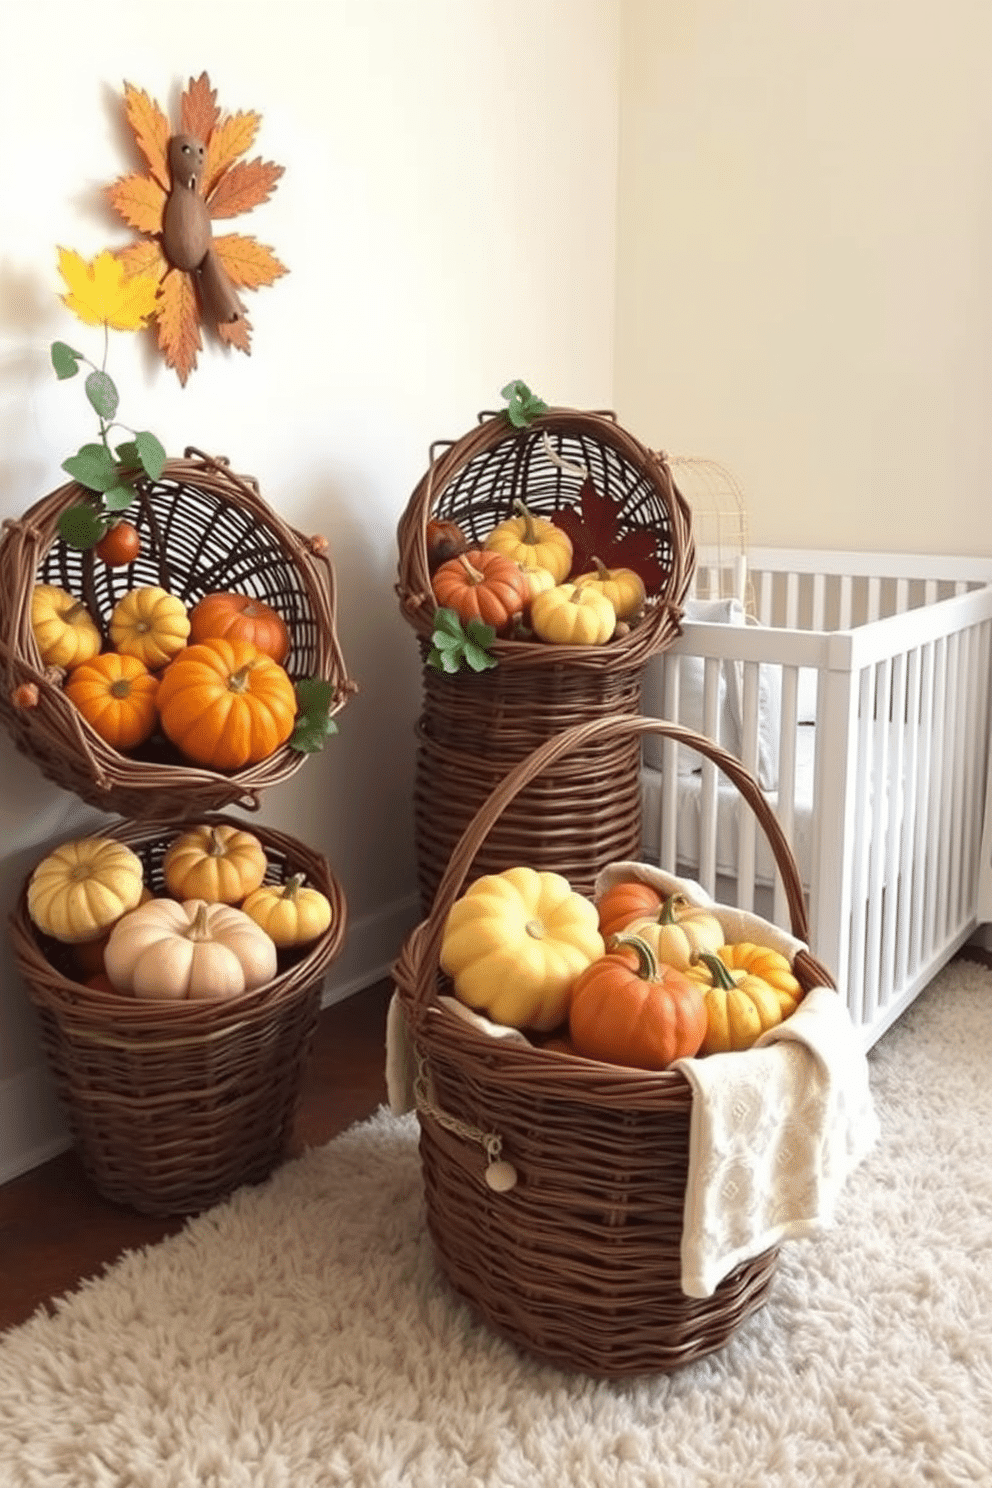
[643,549,992,1048]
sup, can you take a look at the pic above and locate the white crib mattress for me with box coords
[640,724,818,891]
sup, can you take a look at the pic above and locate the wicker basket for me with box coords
[0,448,356,820]
[393,715,836,1378]
[9,815,347,1216]
[396,406,695,910]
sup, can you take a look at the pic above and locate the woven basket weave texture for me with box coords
[9,815,346,1217]
[393,715,836,1377]
[396,408,695,910]
[0,448,355,820]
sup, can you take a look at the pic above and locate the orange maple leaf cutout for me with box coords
[117,239,169,282]
[216,316,252,353]
[122,83,170,192]
[204,112,262,196]
[181,71,220,141]
[551,477,669,593]
[105,173,166,236]
[213,235,288,291]
[157,269,202,386]
[208,159,285,220]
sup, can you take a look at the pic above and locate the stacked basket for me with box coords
[396,405,695,911]
[0,449,355,1214]
[393,716,836,1377]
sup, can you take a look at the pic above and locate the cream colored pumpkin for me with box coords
[27,836,145,944]
[440,866,604,1031]
[104,897,278,1000]
[162,823,268,904]
[241,874,333,947]
[109,586,190,669]
[30,585,102,670]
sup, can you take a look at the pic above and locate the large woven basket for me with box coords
[9,815,347,1216]
[393,715,835,1378]
[0,448,356,820]
[396,406,695,910]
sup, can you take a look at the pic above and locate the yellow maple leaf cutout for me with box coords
[57,248,159,331]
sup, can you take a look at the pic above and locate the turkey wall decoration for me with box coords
[107,72,288,385]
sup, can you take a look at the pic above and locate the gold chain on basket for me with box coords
[413,1052,518,1192]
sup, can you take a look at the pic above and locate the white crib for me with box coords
[640,547,992,1050]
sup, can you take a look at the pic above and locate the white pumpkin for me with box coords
[104,897,278,1001]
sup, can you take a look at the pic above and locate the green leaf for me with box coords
[62,443,120,493]
[56,504,108,550]
[427,606,499,673]
[51,342,82,380]
[134,431,166,481]
[501,378,548,429]
[103,485,136,512]
[290,677,340,753]
[85,369,119,421]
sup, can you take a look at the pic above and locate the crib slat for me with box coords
[879,650,908,1008]
[895,646,923,989]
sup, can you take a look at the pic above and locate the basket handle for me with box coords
[413,715,814,1006]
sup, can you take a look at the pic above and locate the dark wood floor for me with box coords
[0,978,394,1336]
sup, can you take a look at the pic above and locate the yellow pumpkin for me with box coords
[27,836,145,944]
[162,823,268,904]
[573,557,647,622]
[530,583,616,646]
[619,892,724,972]
[715,941,804,1018]
[686,949,788,1054]
[484,500,573,582]
[104,897,278,1000]
[440,866,605,1032]
[109,586,191,669]
[516,563,558,608]
[241,874,333,947]
[30,585,101,670]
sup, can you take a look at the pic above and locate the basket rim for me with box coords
[0,449,358,812]
[395,406,696,671]
[9,812,347,1028]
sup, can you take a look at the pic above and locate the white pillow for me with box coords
[641,598,746,772]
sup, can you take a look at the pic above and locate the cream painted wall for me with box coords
[615,0,992,554]
[0,0,621,1180]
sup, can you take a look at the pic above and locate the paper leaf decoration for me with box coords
[552,476,667,592]
[105,72,287,384]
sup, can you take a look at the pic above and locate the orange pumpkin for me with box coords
[188,592,291,665]
[64,652,160,750]
[156,638,297,770]
[595,879,664,939]
[430,549,529,634]
[568,935,708,1070]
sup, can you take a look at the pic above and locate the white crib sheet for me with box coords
[640,724,818,890]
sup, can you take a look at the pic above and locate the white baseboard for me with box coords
[0,892,423,1189]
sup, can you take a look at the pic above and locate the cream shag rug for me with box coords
[2,959,992,1488]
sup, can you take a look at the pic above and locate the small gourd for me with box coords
[573,557,646,621]
[109,586,191,669]
[30,585,101,670]
[440,866,604,1032]
[241,874,333,947]
[484,499,573,582]
[64,652,160,750]
[162,823,268,904]
[104,897,278,1000]
[620,893,724,973]
[595,879,664,939]
[530,583,616,646]
[568,934,708,1070]
[425,518,469,572]
[156,638,297,770]
[430,549,529,634]
[27,837,145,944]
[687,949,790,1054]
[188,592,291,666]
